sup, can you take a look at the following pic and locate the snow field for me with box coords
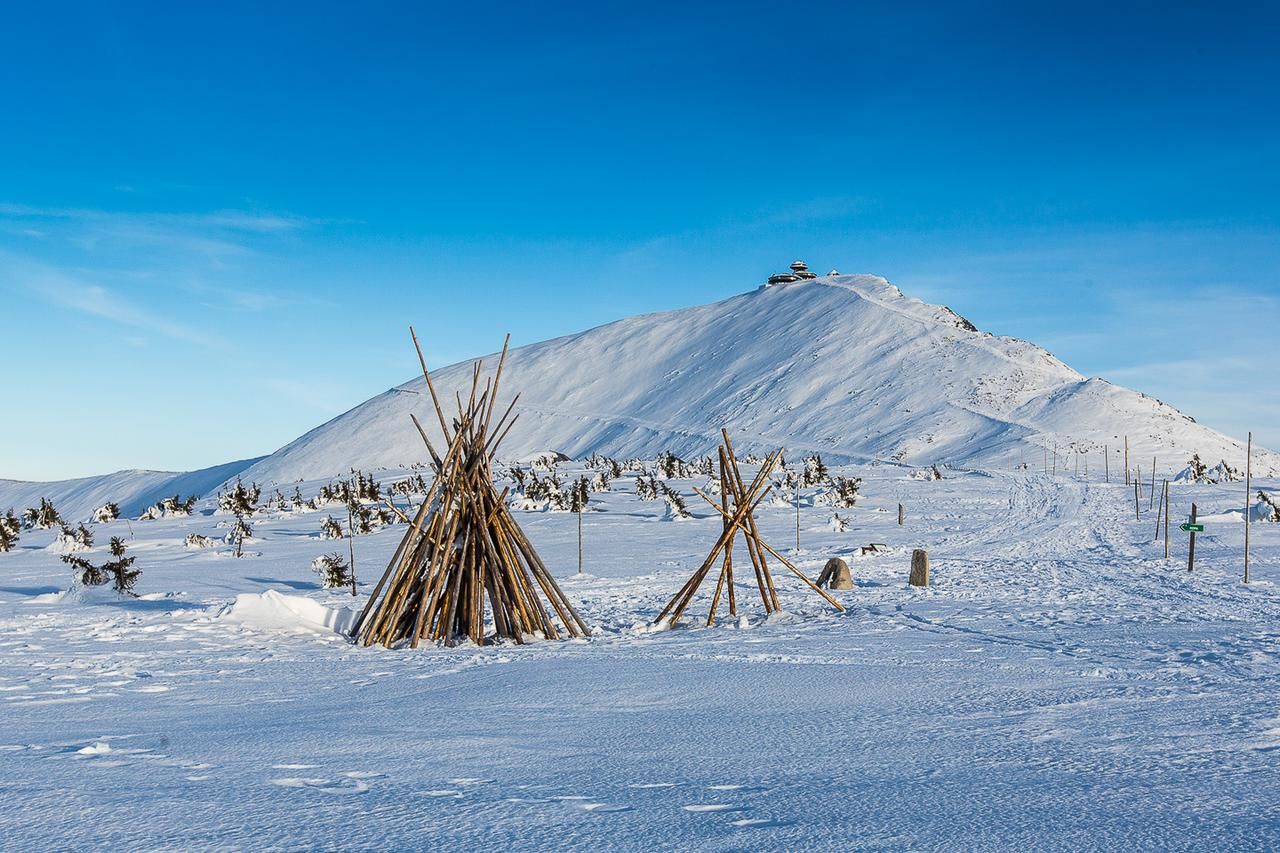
[1,461,1279,850]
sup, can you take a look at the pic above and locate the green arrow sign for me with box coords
[1180,523,1205,533]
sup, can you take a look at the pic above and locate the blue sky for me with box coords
[2,1,1277,480]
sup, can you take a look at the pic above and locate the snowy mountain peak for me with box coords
[229,271,1274,485]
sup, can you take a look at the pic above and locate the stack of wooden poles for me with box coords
[350,331,589,648]
[655,429,846,626]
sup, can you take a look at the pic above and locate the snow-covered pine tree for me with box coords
[0,517,17,553]
[312,553,353,589]
[184,533,217,549]
[1188,453,1207,482]
[219,479,260,516]
[635,473,659,501]
[801,455,830,487]
[816,476,862,508]
[62,536,139,594]
[226,510,253,557]
[92,502,120,523]
[589,470,611,493]
[660,483,691,520]
[568,477,590,513]
[1257,491,1279,523]
[105,537,140,593]
[319,515,345,540]
[55,523,94,553]
[24,498,63,530]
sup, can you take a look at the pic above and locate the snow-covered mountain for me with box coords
[0,458,259,523]
[235,274,1277,484]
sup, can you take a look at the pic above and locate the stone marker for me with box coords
[816,557,853,590]
[909,549,930,587]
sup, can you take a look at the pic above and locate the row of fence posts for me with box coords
[1034,432,1256,582]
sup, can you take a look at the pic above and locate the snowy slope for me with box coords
[236,274,1277,485]
[0,457,260,522]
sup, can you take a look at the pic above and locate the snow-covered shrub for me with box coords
[319,516,345,540]
[801,455,830,487]
[225,513,253,557]
[828,512,849,532]
[635,474,659,501]
[816,476,862,508]
[568,477,590,513]
[660,483,690,520]
[218,479,261,516]
[0,512,18,553]
[589,471,612,493]
[63,536,139,594]
[1176,454,1242,484]
[23,498,62,530]
[1255,491,1279,523]
[140,494,196,520]
[53,523,94,554]
[92,502,120,523]
[658,451,699,479]
[184,533,217,549]
[912,466,944,481]
[312,553,353,589]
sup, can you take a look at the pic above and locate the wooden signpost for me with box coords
[1185,503,1199,572]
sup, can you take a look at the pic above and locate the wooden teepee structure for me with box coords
[655,429,845,627]
[350,330,589,648]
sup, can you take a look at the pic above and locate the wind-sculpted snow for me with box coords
[1,461,1278,849]
[234,274,1276,487]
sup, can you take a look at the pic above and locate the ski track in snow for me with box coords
[1,462,1279,850]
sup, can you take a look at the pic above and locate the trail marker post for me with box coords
[1245,432,1252,584]
[1186,503,1199,572]
[898,503,904,526]
[1163,481,1169,559]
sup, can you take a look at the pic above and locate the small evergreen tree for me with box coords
[23,498,62,530]
[62,536,139,594]
[312,553,353,589]
[184,533,217,549]
[0,520,17,553]
[801,455,830,487]
[635,474,659,501]
[660,483,690,520]
[92,502,120,523]
[55,523,94,553]
[226,510,253,557]
[1188,453,1208,482]
[218,479,260,516]
[319,515,345,540]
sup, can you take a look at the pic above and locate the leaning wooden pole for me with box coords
[1244,432,1252,584]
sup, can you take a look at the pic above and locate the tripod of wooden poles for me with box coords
[350,330,589,648]
[654,429,846,627]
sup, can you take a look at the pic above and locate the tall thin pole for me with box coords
[1163,481,1169,559]
[1245,432,1252,584]
[1187,502,1198,573]
[1135,479,1140,521]
[1124,436,1130,486]
[577,508,583,575]
[1105,444,1110,483]
[795,489,801,551]
[1149,457,1156,510]
[346,503,357,596]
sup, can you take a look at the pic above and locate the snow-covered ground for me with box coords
[3,459,1279,850]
